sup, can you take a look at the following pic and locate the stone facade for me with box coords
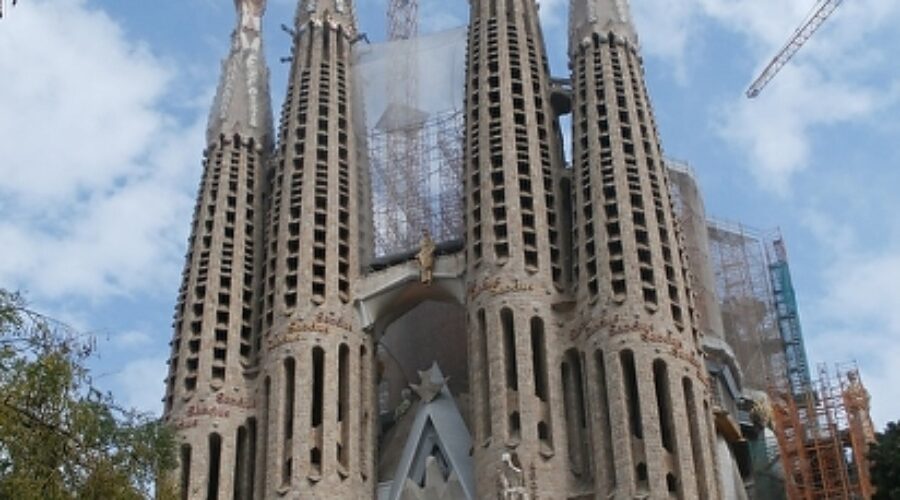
[567,1,718,497]
[462,0,569,498]
[162,0,723,498]
[163,1,272,497]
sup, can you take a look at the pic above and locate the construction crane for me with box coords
[746,0,845,98]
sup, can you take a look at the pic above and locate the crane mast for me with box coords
[746,0,844,98]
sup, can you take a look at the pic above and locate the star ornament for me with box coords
[410,362,449,403]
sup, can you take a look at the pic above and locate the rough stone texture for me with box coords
[462,0,569,498]
[567,0,720,498]
[256,0,372,496]
[162,1,273,498]
[669,166,725,342]
[163,0,724,498]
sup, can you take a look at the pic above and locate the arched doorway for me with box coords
[354,256,473,496]
[376,300,469,430]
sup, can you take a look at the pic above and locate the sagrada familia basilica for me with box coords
[163,0,738,498]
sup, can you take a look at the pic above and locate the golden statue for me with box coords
[416,229,436,285]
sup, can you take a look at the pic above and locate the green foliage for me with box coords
[0,290,176,499]
[870,420,900,500]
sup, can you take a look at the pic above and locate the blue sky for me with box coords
[1,0,898,428]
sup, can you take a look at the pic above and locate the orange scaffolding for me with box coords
[770,364,876,499]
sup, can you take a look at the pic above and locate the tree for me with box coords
[0,289,176,499]
[870,420,900,500]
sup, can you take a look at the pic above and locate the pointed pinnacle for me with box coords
[569,0,639,49]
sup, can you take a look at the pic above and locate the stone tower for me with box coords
[163,0,273,498]
[163,0,723,498]
[568,0,718,497]
[258,0,374,497]
[462,0,567,496]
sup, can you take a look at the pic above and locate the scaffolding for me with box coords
[380,0,426,257]
[668,161,725,340]
[368,109,464,256]
[770,364,876,500]
[707,220,787,392]
[354,27,467,258]
[769,239,813,396]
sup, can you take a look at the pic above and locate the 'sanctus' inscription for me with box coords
[468,277,536,300]
[266,313,354,349]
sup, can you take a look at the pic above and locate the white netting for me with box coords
[354,27,467,257]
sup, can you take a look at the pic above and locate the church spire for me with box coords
[207,0,274,146]
[569,0,638,48]
[295,0,357,31]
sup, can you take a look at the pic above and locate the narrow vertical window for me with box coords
[562,349,589,476]
[653,360,675,452]
[311,347,325,473]
[595,350,616,492]
[620,350,643,439]
[247,418,257,500]
[338,343,350,469]
[531,317,552,449]
[684,377,708,500]
[501,308,520,441]
[359,345,369,478]
[283,358,295,485]
[207,433,222,500]
[477,309,491,442]
[312,347,324,427]
[180,444,192,500]
[262,377,270,498]
[508,410,521,436]
[284,359,295,439]
[501,308,518,391]
[233,426,247,500]
[530,317,548,401]
[636,462,649,491]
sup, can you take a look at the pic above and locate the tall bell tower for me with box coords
[162,0,725,498]
[568,0,718,497]
[258,0,374,496]
[462,0,569,497]
[163,0,273,498]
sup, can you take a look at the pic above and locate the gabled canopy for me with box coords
[384,363,476,500]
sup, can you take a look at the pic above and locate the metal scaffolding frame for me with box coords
[768,239,813,396]
[770,364,876,500]
[668,160,723,340]
[368,109,464,257]
[355,25,467,259]
[377,0,428,258]
[707,220,787,392]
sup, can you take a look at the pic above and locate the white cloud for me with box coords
[0,0,205,300]
[0,0,169,202]
[715,66,877,193]
[631,0,699,81]
[111,330,155,350]
[538,0,567,27]
[114,356,168,415]
[632,0,900,192]
[807,250,900,428]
